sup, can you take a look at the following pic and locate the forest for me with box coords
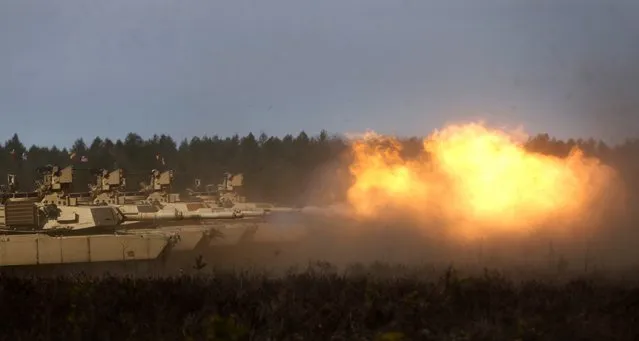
[2,130,639,206]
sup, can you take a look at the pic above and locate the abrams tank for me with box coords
[0,166,176,269]
[139,168,265,222]
[191,172,356,223]
[0,165,254,272]
[151,170,268,219]
[188,173,322,247]
[90,167,257,249]
[215,173,300,215]
[187,173,304,218]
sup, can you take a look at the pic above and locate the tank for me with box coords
[0,165,256,269]
[89,168,258,249]
[0,166,175,268]
[187,173,302,216]
[138,169,268,220]
[187,173,327,245]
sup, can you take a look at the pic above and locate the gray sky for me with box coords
[1,0,639,147]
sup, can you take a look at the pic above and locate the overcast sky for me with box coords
[1,0,639,147]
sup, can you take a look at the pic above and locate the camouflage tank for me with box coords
[0,165,254,270]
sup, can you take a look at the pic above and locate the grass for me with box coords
[1,261,639,340]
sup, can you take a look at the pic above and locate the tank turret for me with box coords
[88,167,257,250]
[193,172,302,217]
[0,165,124,233]
[139,168,254,218]
[185,174,269,218]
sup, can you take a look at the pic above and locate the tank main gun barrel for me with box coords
[234,208,268,217]
[121,208,243,222]
[122,210,184,221]
[182,210,241,219]
[268,207,303,213]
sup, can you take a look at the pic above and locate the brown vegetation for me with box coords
[1,263,639,340]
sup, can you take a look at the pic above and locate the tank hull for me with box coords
[0,222,259,268]
[0,233,172,266]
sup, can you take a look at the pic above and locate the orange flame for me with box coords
[346,122,619,239]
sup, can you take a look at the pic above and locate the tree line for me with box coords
[1,131,639,205]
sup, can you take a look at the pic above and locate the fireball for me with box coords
[346,122,619,239]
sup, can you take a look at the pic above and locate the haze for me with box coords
[1,0,638,147]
